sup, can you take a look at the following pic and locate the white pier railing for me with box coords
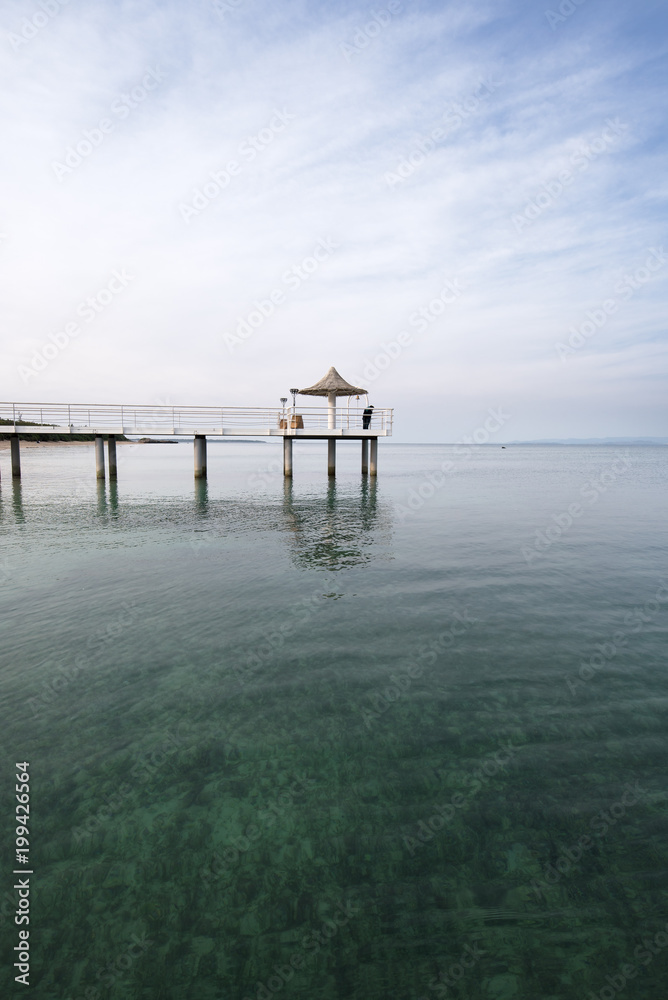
[0,402,393,436]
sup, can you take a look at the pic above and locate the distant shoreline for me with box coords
[1,438,664,450]
[0,438,269,449]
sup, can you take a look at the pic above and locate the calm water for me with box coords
[1,441,667,1000]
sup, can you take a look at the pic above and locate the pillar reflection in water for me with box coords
[96,480,108,517]
[194,478,209,516]
[12,480,25,524]
[108,480,119,517]
[281,477,389,571]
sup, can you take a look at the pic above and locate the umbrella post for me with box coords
[297,368,372,478]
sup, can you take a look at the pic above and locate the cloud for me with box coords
[0,0,666,440]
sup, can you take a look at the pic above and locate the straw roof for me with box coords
[299,366,367,397]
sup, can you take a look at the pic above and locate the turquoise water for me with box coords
[1,441,667,1000]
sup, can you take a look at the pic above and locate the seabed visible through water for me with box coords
[0,441,667,1000]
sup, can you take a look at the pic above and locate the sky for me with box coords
[1,0,667,443]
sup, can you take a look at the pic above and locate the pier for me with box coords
[0,399,392,481]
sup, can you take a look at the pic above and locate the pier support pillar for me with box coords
[327,438,336,477]
[361,438,369,475]
[369,438,378,476]
[194,435,207,479]
[283,436,293,477]
[108,436,117,479]
[10,434,21,479]
[95,436,105,480]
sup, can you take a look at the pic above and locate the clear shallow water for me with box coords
[0,441,667,1000]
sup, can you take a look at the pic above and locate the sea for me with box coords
[0,440,667,1000]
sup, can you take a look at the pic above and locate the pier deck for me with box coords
[1,402,393,479]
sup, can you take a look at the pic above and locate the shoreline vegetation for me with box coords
[0,417,129,444]
[0,417,265,451]
[0,435,268,446]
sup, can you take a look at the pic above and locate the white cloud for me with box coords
[0,0,666,440]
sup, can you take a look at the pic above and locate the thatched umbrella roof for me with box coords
[299,366,366,397]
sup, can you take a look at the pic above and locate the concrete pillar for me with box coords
[361,438,369,474]
[328,391,336,429]
[327,438,336,477]
[194,435,207,479]
[95,436,105,480]
[108,436,117,478]
[10,434,21,479]
[283,436,293,477]
[369,438,378,476]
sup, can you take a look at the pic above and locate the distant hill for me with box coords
[507,437,668,445]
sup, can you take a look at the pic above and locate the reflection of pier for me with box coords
[0,467,393,573]
[1,380,392,482]
[281,477,390,571]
